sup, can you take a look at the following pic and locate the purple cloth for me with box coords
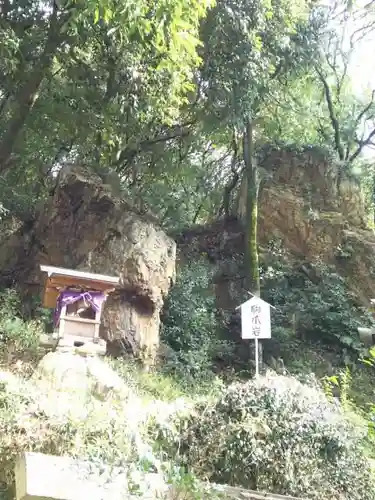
[54,290,106,328]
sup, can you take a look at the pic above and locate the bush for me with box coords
[0,360,222,500]
[161,260,233,380]
[261,258,373,354]
[0,371,151,499]
[169,373,374,500]
[0,289,42,356]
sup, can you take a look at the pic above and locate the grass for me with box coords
[109,358,190,401]
[110,351,375,475]
[346,406,375,462]
[0,345,374,499]
[0,353,226,500]
[108,358,225,403]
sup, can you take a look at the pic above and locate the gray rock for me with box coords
[34,351,129,400]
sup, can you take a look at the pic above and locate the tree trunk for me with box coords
[221,172,239,217]
[0,4,63,174]
[243,120,263,370]
[243,121,260,295]
[220,133,239,217]
[192,203,204,224]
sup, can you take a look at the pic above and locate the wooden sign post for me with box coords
[239,296,272,377]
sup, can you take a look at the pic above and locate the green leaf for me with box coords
[94,6,100,24]
[341,336,355,346]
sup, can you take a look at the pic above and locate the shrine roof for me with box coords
[40,265,120,308]
[40,265,120,286]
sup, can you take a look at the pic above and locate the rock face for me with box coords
[0,165,176,361]
[178,146,375,307]
[239,146,367,260]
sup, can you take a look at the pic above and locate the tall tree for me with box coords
[314,0,375,163]
[260,0,375,163]
[199,0,311,293]
[195,0,313,370]
[0,0,212,192]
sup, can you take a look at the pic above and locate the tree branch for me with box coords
[114,122,195,169]
[349,127,375,163]
[316,67,345,161]
[353,90,375,126]
[0,1,69,175]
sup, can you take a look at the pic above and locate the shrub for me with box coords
[0,289,42,356]
[169,373,374,500]
[0,365,148,497]
[161,260,233,380]
[0,360,223,500]
[262,258,373,354]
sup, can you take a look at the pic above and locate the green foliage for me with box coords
[0,290,42,355]
[261,257,373,354]
[323,367,352,408]
[134,137,229,230]
[0,0,373,234]
[161,261,234,380]
[357,161,375,225]
[0,0,213,221]
[360,348,375,441]
[109,357,224,402]
[0,355,225,500]
[170,374,374,499]
[200,0,310,126]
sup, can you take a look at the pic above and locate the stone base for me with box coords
[34,351,129,400]
[57,335,106,356]
[39,333,58,349]
[39,334,106,356]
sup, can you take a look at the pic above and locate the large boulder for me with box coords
[34,351,130,400]
[0,165,176,361]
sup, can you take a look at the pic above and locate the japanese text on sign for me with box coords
[240,296,271,339]
[251,304,262,337]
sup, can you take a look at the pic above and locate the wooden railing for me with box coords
[213,484,303,499]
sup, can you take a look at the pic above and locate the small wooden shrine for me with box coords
[40,265,120,350]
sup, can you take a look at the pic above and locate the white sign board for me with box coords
[240,296,271,340]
